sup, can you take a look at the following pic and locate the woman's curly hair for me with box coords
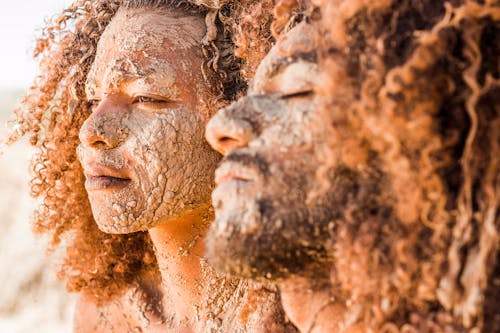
[308,0,499,331]
[5,0,274,302]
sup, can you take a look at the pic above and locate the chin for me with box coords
[93,215,147,234]
[90,202,152,234]
[206,203,332,281]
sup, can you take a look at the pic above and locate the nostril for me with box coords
[79,128,116,149]
[91,139,109,149]
[79,97,127,149]
[79,121,122,149]
[206,116,256,155]
[214,135,249,155]
[218,136,243,150]
[219,136,237,143]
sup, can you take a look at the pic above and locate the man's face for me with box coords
[78,8,219,233]
[205,23,352,279]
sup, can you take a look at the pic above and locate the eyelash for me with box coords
[85,96,171,112]
[133,96,167,104]
[281,90,314,100]
[87,99,100,111]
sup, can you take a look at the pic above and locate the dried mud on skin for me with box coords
[205,0,500,332]
[79,8,220,233]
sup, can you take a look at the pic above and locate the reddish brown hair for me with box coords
[310,0,499,330]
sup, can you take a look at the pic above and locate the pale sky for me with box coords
[0,0,74,90]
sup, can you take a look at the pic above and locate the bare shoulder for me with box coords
[73,274,168,333]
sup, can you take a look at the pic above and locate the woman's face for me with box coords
[78,8,220,234]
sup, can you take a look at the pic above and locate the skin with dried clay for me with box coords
[79,8,217,234]
[76,4,297,332]
[206,22,342,332]
[76,7,219,332]
[206,1,500,331]
[7,0,299,331]
[74,6,217,332]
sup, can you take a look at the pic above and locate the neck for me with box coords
[279,275,346,333]
[148,206,213,328]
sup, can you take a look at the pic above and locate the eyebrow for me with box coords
[85,63,178,97]
[110,61,157,85]
[127,77,181,99]
[86,70,155,96]
[265,51,318,80]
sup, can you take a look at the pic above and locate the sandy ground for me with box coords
[0,132,75,332]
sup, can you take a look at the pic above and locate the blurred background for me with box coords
[0,1,76,332]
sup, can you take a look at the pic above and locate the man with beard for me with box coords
[205,0,500,332]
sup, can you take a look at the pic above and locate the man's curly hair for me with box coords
[307,0,499,331]
[5,0,274,302]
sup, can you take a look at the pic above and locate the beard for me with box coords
[206,187,341,281]
[205,161,384,281]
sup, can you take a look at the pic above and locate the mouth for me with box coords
[85,175,131,191]
[212,161,260,206]
[215,161,258,186]
[83,164,132,191]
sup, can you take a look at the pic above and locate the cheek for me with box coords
[127,110,183,156]
[256,118,313,158]
[76,144,88,167]
[265,150,316,201]
[258,122,319,194]
[127,110,216,189]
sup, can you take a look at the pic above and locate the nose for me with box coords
[79,96,128,149]
[205,106,256,155]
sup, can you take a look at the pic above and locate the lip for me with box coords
[212,161,260,205]
[215,162,258,186]
[83,164,132,191]
[85,176,131,191]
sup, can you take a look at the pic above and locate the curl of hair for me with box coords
[316,0,499,331]
[230,0,276,81]
[6,0,258,302]
[272,0,314,37]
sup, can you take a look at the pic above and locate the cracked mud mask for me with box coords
[78,8,219,233]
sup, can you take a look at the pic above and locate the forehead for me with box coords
[251,22,318,91]
[86,7,205,92]
[102,7,205,53]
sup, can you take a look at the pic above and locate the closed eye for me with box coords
[87,99,101,112]
[132,95,172,109]
[281,90,314,100]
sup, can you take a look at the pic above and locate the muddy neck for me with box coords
[147,205,213,329]
[279,275,344,333]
